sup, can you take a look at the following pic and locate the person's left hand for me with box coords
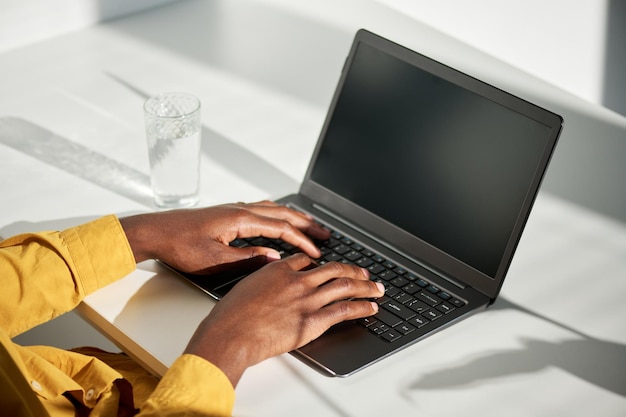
[119,200,330,274]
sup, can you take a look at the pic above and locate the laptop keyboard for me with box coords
[230,229,465,344]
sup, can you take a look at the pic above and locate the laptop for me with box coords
[172,29,563,376]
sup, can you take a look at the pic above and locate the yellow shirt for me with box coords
[0,215,235,416]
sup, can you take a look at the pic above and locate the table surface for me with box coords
[1,1,625,416]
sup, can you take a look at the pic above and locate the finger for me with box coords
[236,216,323,258]
[300,261,370,287]
[279,253,319,271]
[243,204,330,241]
[316,299,380,328]
[315,277,385,307]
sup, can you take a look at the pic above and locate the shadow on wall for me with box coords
[603,0,626,117]
[95,0,179,24]
[100,0,352,109]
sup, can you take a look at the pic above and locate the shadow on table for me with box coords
[0,113,298,208]
[0,116,153,208]
[407,297,626,398]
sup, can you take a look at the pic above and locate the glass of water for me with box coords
[144,92,201,209]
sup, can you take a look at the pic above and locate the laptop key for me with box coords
[417,291,440,306]
[397,322,416,335]
[326,238,341,248]
[355,257,374,268]
[344,250,362,261]
[405,272,418,281]
[374,308,404,327]
[415,278,429,288]
[329,231,342,239]
[406,299,430,313]
[230,238,249,248]
[280,242,296,252]
[368,263,385,275]
[393,266,407,275]
[408,316,428,328]
[435,302,455,314]
[368,322,390,335]
[350,243,364,251]
[426,285,440,294]
[382,260,396,270]
[393,292,413,304]
[357,316,378,327]
[422,309,443,321]
[333,244,351,255]
[378,270,397,281]
[385,286,401,298]
[249,237,268,246]
[371,254,385,263]
[401,282,419,295]
[438,291,451,300]
[380,329,403,343]
[450,298,465,308]
[390,276,409,288]
[382,300,417,321]
[324,253,343,262]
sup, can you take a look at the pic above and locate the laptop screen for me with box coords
[309,41,555,279]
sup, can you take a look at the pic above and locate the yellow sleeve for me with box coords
[0,215,136,338]
[139,354,235,417]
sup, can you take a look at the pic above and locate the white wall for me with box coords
[2,0,622,115]
[377,0,625,116]
[0,0,177,53]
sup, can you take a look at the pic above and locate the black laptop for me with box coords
[173,29,563,376]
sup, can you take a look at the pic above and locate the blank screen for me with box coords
[310,43,552,278]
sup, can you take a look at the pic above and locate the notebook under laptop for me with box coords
[173,29,563,376]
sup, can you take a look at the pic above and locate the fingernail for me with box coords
[375,282,385,294]
[361,267,370,278]
[370,301,379,312]
[266,250,282,261]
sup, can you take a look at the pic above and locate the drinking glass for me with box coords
[144,92,201,208]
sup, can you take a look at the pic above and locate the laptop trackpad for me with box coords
[295,321,394,377]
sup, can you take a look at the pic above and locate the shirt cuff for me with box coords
[140,354,235,416]
[61,215,136,295]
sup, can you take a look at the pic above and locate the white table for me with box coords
[2,1,625,416]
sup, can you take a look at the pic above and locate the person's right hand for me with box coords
[183,253,384,387]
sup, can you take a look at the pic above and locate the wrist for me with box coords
[184,317,256,387]
[119,213,161,263]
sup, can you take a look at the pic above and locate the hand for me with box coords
[119,201,330,274]
[184,254,384,386]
